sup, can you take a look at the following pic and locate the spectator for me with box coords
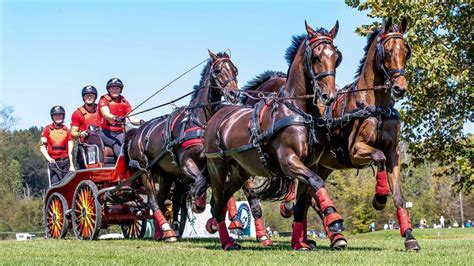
[440,215,445,228]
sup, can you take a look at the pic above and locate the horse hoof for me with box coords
[192,204,205,214]
[292,242,312,251]
[228,219,243,235]
[306,239,317,249]
[279,202,293,218]
[372,194,387,210]
[230,228,243,236]
[405,239,421,252]
[223,242,241,251]
[205,218,218,234]
[258,239,274,247]
[332,239,347,250]
[164,236,178,243]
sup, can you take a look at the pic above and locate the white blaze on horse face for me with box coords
[395,43,401,50]
[323,47,334,58]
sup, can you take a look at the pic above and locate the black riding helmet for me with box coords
[82,85,97,97]
[106,78,124,92]
[50,105,65,120]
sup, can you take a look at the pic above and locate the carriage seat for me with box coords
[83,131,117,166]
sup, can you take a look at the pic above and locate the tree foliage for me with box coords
[345,1,473,193]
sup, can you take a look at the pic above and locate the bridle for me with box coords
[304,35,342,101]
[375,32,411,88]
[208,57,239,103]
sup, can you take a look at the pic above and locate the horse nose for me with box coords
[227,90,240,103]
[392,85,406,98]
[321,92,336,105]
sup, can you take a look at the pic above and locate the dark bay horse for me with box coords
[124,50,240,242]
[203,21,342,250]
[309,17,420,251]
[245,18,419,251]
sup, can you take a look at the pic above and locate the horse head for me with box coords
[304,20,342,105]
[375,17,410,99]
[207,50,240,104]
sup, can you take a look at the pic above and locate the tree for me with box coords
[346,1,473,193]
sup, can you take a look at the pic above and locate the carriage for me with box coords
[42,129,187,240]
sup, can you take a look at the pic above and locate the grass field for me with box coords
[1,228,473,265]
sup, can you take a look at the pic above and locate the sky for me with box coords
[1,0,471,133]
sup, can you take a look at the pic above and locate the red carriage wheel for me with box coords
[44,192,69,239]
[71,180,102,240]
[121,219,147,239]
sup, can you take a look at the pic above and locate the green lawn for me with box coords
[1,228,473,265]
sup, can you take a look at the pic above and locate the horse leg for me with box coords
[312,166,347,249]
[181,158,207,213]
[208,159,241,250]
[279,180,296,218]
[226,196,243,234]
[171,181,185,233]
[282,154,344,250]
[386,148,421,251]
[242,178,273,246]
[146,172,177,242]
[351,141,389,210]
[292,181,313,251]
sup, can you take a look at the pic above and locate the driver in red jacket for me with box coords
[98,78,143,158]
[40,106,75,185]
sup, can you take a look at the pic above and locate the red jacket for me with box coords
[42,124,72,159]
[98,94,132,132]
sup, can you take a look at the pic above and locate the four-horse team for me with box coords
[42,17,420,251]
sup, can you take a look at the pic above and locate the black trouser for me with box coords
[76,146,86,169]
[49,158,70,186]
[98,130,124,158]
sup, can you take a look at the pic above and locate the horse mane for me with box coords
[284,28,331,66]
[190,52,230,103]
[240,70,287,103]
[354,28,380,79]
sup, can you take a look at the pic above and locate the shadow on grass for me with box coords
[178,238,383,252]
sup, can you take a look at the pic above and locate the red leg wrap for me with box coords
[153,210,168,228]
[218,221,237,250]
[315,187,336,212]
[324,212,343,228]
[192,192,207,213]
[228,219,243,231]
[255,218,266,238]
[330,233,347,248]
[255,218,273,246]
[163,229,177,239]
[154,219,163,240]
[279,201,293,218]
[205,218,218,234]
[227,197,238,220]
[303,219,308,241]
[284,181,296,202]
[396,208,412,237]
[291,222,311,250]
[375,170,390,196]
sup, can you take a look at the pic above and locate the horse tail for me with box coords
[123,128,138,166]
[252,175,293,201]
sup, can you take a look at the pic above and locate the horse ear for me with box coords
[208,49,218,61]
[383,17,393,33]
[400,17,408,34]
[305,20,316,37]
[329,20,339,39]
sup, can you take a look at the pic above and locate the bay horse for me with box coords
[124,50,240,242]
[203,21,342,250]
[246,17,420,251]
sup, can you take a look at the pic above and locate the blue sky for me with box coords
[2,0,471,133]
